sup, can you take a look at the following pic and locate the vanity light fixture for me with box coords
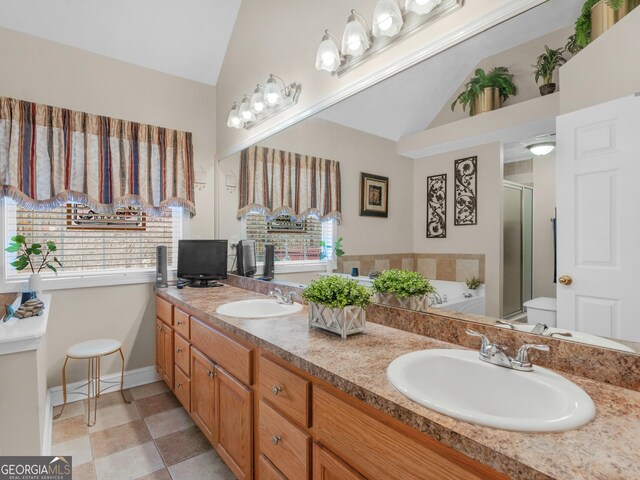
[316,0,461,76]
[373,0,404,38]
[341,10,371,57]
[527,142,556,156]
[226,74,302,130]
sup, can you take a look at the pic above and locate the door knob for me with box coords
[559,275,573,286]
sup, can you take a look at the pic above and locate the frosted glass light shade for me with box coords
[372,0,403,38]
[264,77,282,107]
[316,32,341,73]
[404,0,441,15]
[226,104,243,129]
[527,142,556,156]
[250,87,265,114]
[239,96,255,122]
[341,13,370,57]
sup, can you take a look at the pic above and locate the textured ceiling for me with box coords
[0,0,241,85]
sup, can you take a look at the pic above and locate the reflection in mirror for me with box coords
[217,0,640,354]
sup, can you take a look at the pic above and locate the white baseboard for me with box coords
[48,366,161,407]
[42,390,52,455]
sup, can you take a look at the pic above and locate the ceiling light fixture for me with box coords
[373,0,404,38]
[316,0,460,76]
[527,142,556,156]
[226,75,301,130]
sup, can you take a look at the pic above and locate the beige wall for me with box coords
[218,117,414,258]
[532,154,557,299]
[559,7,640,114]
[215,0,545,157]
[0,27,217,387]
[430,26,572,128]
[413,143,503,317]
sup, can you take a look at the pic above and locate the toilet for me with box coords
[523,297,557,327]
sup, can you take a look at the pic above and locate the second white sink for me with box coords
[216,299,303,319]
[387,349,595,432]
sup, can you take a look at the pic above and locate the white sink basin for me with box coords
[387,349,595,432]
[216,299,303,319]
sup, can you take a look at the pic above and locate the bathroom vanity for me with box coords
[155,284,640,480]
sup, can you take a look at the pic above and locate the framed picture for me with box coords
[454,156,477,226]
[360,172,389,217]
[427,174,447,238]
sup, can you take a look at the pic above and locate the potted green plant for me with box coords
[451,67,517,116]
[371,269,436,312]
[465,276,482,296]
[573,0,639,51]
[5,235,61,294]
[532,45,567,96]
[302,275,371,338]
[320,237,345,274]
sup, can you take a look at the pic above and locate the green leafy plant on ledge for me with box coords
[532,45,567,86]
[573,0,626,51]
[465,276,482,290]
[451,67,517,115]
[303,275,371,309]
[319,237,345,260]
[5,235,62,274]
[371,269,435,299]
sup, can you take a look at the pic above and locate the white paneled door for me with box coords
[556,94,640,343]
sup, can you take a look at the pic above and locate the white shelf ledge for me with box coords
[0,294,52,355]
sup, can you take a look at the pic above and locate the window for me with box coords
[244,214,334,266]
[2,199,182,290]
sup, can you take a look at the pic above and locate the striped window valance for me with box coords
[0,97,195,216]
[238,145,342,223]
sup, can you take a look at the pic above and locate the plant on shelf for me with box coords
[372,269,436,312]
[5,236,62,294]
[532,45,567,96]
[573,0,632,51]
[451,67,517,116]
[465,276,481,290]
[319,236,345,260]
[303,275,371,338]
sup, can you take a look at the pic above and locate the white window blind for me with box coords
[244,214,331,262]
[4,199,180,279]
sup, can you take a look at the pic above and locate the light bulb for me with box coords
[341,11,370,57]
[347,35,362,52]
[373,0,403,38]
[250,86,265,114]
[377,15,393,31]
[316,31,341,73]
[405,0,440,15]
[238,96,255,122]
[264,76,282,107]
[226,103,243,129]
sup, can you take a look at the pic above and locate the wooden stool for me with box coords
[55,339,130,426]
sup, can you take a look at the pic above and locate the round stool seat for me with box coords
[67,339,122,358]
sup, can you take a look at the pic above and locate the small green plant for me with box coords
[565,34,581,56]
[451,67,517,115]
[465,276,481,290]
[5,236,61,274]
[574,0,626,51]
[372,269,435,299]
[302,275,371,309]
[532,45,567,85]
[319,237,345,260]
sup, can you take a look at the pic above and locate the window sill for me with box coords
[265,261,330,275]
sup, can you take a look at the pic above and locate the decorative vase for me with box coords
[308,302,366,339]
[539,83,556,96]
[29,273,43,296]
[472,87,501,116]
[373,292,431,312]
[591,0,640,42]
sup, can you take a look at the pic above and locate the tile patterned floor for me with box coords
[51,381,235,480]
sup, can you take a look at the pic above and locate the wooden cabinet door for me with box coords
[156,319,164,378]
[313,443,366,480]
[216,366,253,480]
[161,324,174,390]
[191,348,217,444]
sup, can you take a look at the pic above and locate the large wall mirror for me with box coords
[217,0,640,355]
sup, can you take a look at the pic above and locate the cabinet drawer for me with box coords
[312,386,506,480]
[259,400,310,480]
[174,366,191,412]
[156,296,173,325]
[259,355,309,427]
[259,455,287,480]
[191,318,252,385]
[174,333,190,376]
[174,308,190,339]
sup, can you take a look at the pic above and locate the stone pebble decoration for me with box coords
[13,298,45,319]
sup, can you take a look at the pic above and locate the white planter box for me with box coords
[373,292,431,312]
[308,302,366,339]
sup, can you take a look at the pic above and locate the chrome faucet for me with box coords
[531,323,573,338]
[430,292,443,305]
[268,288,294,305]
[466,330,550,372]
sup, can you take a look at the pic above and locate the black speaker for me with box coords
[156,245,168,287]
[263,244,275,280]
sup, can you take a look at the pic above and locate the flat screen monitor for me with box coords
[177,240,228,286]
[236,239,257,277]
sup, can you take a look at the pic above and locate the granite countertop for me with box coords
[158,285,640,480]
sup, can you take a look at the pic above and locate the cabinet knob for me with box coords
[176,347,183,353]
[207,370,216,378]
[271,386,282,395]
[176,382,182,388]
[271,435,282,445]
[559,275,573,286]
[176,320,184,326]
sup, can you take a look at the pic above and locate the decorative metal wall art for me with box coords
[454,156,477,225]
[426,174,447,238]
